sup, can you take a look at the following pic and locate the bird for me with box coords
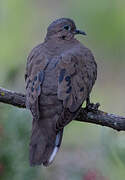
[25,18,97,167]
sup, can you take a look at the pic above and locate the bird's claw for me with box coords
[86,102,100,112]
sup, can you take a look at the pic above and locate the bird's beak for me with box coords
[74,29,86,36]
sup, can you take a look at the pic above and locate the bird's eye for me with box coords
[63,25,71,31]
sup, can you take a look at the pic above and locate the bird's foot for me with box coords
[85,102,100,112]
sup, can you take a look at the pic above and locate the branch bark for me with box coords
[0,87,125,131]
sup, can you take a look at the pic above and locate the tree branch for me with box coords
[0,87,125,131]
[0,87,25,108]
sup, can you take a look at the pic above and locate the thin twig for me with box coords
[0,87,125,131]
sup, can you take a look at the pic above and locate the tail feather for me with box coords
[29,129,47,166]
[47,129,63,166]
[29,120,63,166]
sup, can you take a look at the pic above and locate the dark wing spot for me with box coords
[75,96,78,101]
[65,76,71,81]
[32,82,35,86]
[66,86,72,93]
[26,79,31,89]
[80,87,84,92]
[25,74,27,81]
[59,69,66,83]
[65,76,71,86]
[34,76,37,81]
[38,71,44,82]
[31,87,34,92]
[36,85,41,92]
[53,59,59,69]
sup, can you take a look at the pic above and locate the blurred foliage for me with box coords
[0,0,125,179]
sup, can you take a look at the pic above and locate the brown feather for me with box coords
[57,46,97,112]
[25,18,97,166]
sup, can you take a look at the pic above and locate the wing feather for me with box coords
[25,44,49,118]
[57,47,97,112]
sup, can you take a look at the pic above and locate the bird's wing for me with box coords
[25,44,49,118]
[57,47,97,112]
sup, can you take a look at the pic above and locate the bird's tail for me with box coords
[47,129,63,166]
[29,119,63,166]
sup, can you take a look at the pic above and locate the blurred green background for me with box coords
[0,0,125,179]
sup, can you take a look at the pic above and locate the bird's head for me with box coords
[45,18,86,41]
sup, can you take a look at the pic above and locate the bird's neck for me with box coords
[43,38,78,56]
